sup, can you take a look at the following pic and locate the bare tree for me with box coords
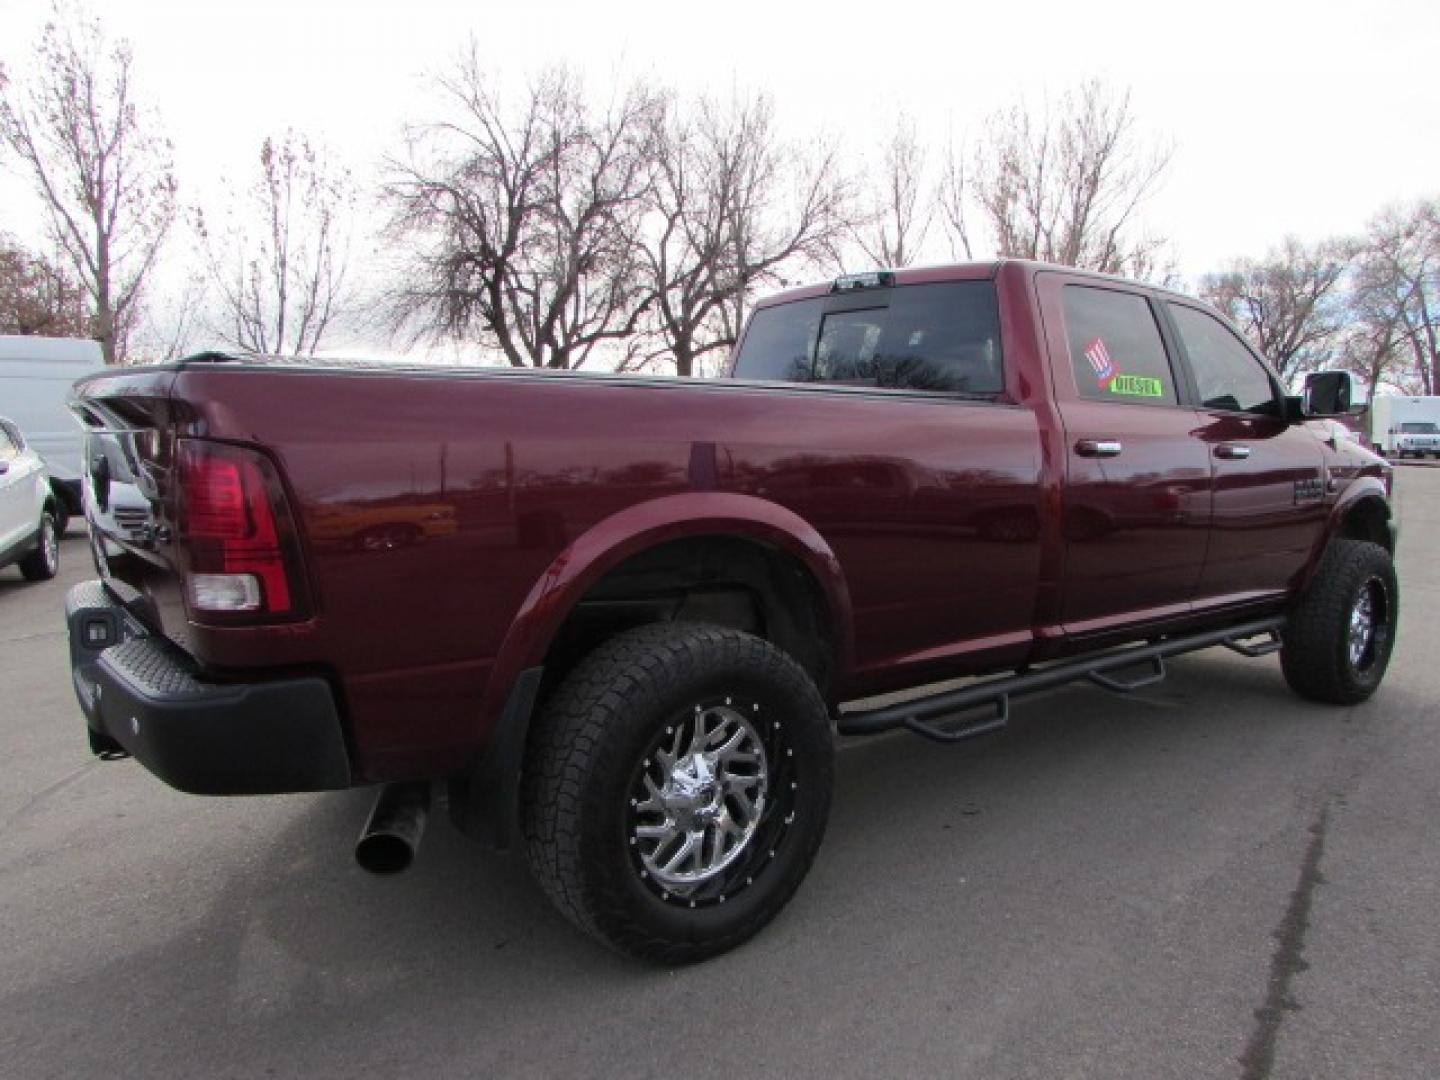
[128,269,208,362]
[937,136,974,261]
[195,131,354,356]
[1200,236,1353,380]
[845,116,929,269]
[0,7,176,363]
[960,81,1170,277]
[0,233,92,337]
[637,90,849,376]
[1351,201,1440,395]
[386,57,660,370]
[1337,309,1409,401]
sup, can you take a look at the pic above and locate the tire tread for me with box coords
[1281,538,1396,704]
[521,621,831,963]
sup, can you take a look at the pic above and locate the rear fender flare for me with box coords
[479,492,853,732]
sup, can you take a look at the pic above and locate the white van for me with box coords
[0,335,105,528]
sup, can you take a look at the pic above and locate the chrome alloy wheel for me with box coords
[629,702,769,899]
[1348,579,1386,671]
[41,517,58,573]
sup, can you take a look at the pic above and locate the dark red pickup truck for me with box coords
[65,260,1398,961]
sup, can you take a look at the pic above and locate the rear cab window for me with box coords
[733,281,1003,395]
[1062,286,1179,407]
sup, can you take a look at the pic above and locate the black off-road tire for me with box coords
[1280,538,1397,704]
[18,512,60,582]
[521,622,834,964]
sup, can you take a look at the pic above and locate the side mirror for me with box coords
[1301,371,1354,418]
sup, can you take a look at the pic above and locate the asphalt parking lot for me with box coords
[2,470,1437,1080]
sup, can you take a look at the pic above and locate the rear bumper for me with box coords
[67,580,352,795]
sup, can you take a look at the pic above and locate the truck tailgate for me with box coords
[71,368,189,642]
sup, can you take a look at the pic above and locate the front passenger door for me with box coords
[1164,302,1327,604]
[0,426,26,549]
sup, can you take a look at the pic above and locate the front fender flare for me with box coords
[1297,478,1393,592]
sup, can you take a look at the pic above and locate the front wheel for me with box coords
[522,622,834,963]
[1281,538,1397,704]
[18,512,60,582]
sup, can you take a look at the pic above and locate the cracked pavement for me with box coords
[1,470,1437,1079]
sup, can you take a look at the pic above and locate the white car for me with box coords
[0,416,61,581]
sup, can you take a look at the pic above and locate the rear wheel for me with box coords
[1281,538,1397,704]
[522,622,833,963]
[18,512,60,582]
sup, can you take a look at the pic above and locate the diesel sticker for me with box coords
[1108,374,1165,398]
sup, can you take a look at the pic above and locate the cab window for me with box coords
[1063,286,1178,406]
[1167,304,1277,415]
[734,282,1003,395]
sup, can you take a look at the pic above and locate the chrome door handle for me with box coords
[1215,443,1251,460]
[1076,439,1123,458]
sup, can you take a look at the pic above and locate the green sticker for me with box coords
[1109,374,1164,398]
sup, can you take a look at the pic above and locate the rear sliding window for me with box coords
[733,282,1003,394]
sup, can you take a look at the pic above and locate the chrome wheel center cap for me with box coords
[663,754,722,826]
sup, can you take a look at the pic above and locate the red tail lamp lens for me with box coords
[185,457,249,540]
[179,441,297,616]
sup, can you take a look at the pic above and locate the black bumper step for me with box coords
[66,580,352,795]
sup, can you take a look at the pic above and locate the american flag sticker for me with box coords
[1083,337,1116,387]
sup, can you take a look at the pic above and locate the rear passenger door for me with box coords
[1162,301,1327,603]
[1037,274,1212,634]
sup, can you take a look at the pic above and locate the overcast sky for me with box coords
[2,0,1437,349]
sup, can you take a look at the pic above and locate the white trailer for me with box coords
[0,335,105,524]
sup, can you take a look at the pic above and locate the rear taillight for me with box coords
[177,439,306,620]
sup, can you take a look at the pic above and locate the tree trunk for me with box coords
[673,331,695,377]
[95,230,117,365]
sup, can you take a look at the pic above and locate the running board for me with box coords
[837,616,1287,745]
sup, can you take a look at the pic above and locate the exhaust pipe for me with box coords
[355,781,431,874]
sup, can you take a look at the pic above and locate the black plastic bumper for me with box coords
[67,580,352,795]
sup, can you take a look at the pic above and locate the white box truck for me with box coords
[0,335,105,528]
[1368,395,1440,459]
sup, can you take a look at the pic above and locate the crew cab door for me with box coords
[1037,273,1212,634]
[1161,301,1327,602]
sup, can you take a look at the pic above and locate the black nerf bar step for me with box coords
[837,616,1288,744]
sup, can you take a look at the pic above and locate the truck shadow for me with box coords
[8,648,1388,1073]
